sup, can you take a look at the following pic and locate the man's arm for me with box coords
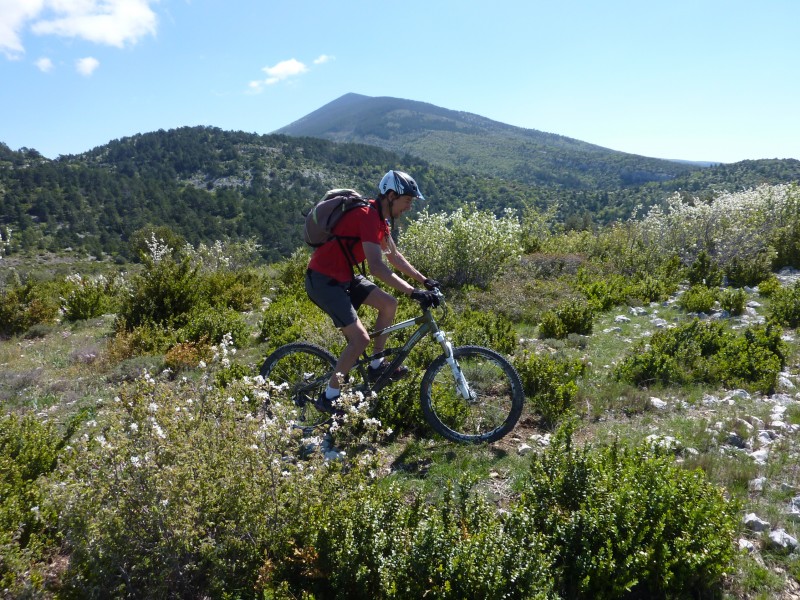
[363,241,418,294]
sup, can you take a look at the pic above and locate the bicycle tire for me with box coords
[260,343,336,430]
[420,345,524,444]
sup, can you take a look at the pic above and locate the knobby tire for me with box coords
[259,342,336,430]
[420,345,524,444]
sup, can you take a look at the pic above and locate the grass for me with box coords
[2,251,800,598]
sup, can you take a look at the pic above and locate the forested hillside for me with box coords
[2,119,799,261]
[0,128,543,260]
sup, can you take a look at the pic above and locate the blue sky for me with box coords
[1,0,798,163]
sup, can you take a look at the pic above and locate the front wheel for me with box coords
[260,343,336,430]
[420,345,524,444]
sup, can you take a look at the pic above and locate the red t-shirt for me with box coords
[308,200,389,282]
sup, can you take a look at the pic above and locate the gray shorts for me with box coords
[305,269,377,328]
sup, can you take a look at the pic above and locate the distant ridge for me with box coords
[275,93,703,190]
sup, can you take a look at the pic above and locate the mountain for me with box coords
[275,93,704,190]
[1,98,799,262]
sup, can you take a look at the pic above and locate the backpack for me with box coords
[303,189,369,247]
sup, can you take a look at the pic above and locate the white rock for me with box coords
[767,528,799,551]
[518,444,534,456]
[778,376,796,391]
[743,513,771,532]
[749,449,770,464]
[749,477,767,492]
[786,508,800,523]
[602,327,623,334]
[614,315,631,323]
[738,538,756,553]
[736,418,754,432]
[651,318,669,328]
[649,397,668,410]
[630,306,649,316]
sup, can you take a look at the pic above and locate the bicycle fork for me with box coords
[433,331,472,400]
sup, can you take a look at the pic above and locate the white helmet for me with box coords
[378,170,425,200]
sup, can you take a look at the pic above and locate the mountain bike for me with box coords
[260,289,524,444]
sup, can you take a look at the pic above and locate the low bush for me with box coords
[62,274,121,321]
[538,298,594,340]
[117,253,201,331]
[450,308,517,354]
[687,250,723,287]
[725,252,774,287]
[720,287,747,316]
[769,280,800,328]
[0,279,60,337]
[259,289,329,353]
[519,423,738,598]
[0,414,63,594]
[179,304,250,347]
[614,319,786,394]
[678,284,718,314]
[283,479,554,599]
[757,275,782,298]
[514,350,584,426]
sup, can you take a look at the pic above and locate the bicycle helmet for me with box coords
[378,170,425,200]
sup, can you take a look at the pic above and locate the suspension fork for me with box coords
[432,331,472,400]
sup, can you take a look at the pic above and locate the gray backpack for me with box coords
[303,189,369,247]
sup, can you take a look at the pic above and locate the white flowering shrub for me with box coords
[0,226,11,259]
[62,273,123,321]
[49,345,388,598]
[640,184,800,276]
[400,206,522,288]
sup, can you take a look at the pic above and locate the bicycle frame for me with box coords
[354,301,471,399]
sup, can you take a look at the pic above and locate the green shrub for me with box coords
[539,298,594,340]
[290,479,554,600]
[519,423,738,598]
[117,254,201,331]
[538,310,567,340]
[614,319,786,394]
[259,289,329,353]
[678,284,718,314]
[725,252,774,287]
[62,274,120,321]
[50,373,355,598]
[719,287,747,316]
[200,267,264,312]
[514,350,584,426]
[757,275,782,298]
[450,308,517,354]
[179,304,249,347]
[0,280,60,337]
[687,250,723,287]
[769,280,800,328]
[0,414,63,593]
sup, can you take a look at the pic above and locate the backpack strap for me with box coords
[330,201,378,279]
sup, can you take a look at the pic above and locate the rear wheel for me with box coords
[260,343,336,430]
[420,345,524,444]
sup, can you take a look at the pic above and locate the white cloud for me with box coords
[33,0,158,47]
[35,56,53,71]
[76,55,99,75]
[248,56,333,93]
[0,0,157,59]
[262,58,308,84]
[0,0,45,58]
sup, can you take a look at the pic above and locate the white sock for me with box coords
[370,357,384,369]
[325,385,340,399]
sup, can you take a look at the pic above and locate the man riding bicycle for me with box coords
[304,170,440,412]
